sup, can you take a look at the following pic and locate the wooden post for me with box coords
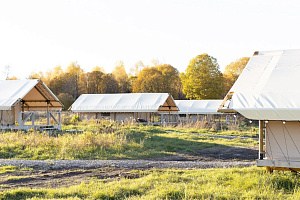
[259,120,264,160]
[18,112,22,129]
[32,112,35,126]
[58,112,61,130]
[46,100,50,125]
[7,110,10,126]
[21,100,24,123]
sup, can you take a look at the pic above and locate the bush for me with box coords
[70,115,81,124]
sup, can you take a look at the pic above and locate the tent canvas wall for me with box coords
[0,79,63,130]
[70,93,179,124]
[218,49,300,172]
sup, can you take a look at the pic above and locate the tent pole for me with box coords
[259,120,264,160]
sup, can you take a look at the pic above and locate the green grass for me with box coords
[163,126,259,138]
[0,125,257,160]
[0,166,32,174]
[1,166,300,199]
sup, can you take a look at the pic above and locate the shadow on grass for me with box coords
[129,133,258,161]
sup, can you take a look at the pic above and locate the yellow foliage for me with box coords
[223,57,250,94]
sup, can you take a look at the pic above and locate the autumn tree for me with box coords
[180,54,224,99]
[150,58,160,67]
[65,62,85,98]
[49,75,65,96]
[6,76,18,80]
[86,71,105,94]
[92,66,106,73]
[112,61,129,93]
[48,62,85,99]
[28,71,50,84]
[156,64,183,99]
[100,74,120,93]
[127,75,137,92]
[223,57,250,95]
[132,67,163,93]
[28,71,44,79]
[51,66,64,79]
[132,64,183,98]
[57,93,75,110]
[129,61,145,76]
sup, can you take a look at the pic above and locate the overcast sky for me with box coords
[0,0,300,79]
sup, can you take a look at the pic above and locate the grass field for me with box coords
[1,166,300,200]
[0,123,298,199]
[0,124,257,160]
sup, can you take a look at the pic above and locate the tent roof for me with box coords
[175,100,223,115]
[0,79,63,110]
[219,49,300,120]
[70,93,179,113]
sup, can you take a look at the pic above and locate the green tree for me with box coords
[180,54,224,99]
[223,57,250,95]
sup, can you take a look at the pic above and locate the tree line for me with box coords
[7,54,250,110]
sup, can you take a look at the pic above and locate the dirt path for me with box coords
[0,167,142,191]
[0,161,255,191]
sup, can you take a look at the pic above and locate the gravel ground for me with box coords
[0,159,255,170]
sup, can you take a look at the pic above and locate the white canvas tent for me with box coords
[0,79,63,130]
[218,49,300,172]
[175,100,223,115]
[70,93,178,123]
[162,100,223,123]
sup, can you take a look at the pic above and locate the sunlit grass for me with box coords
[0,166,32,174]
[0,124,258,160]
[1,167,300,199]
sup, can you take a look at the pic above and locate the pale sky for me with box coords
[1,0,300,79]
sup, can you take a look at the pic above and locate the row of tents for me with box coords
[1,49,299,172]
[0,80,224,129]
[71,93,224,124]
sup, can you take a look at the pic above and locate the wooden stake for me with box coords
[259,120,264,159]
[266,166,273,174]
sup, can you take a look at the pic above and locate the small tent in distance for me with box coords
[218,49,300,172]
[162,100,223,124]
[0,79,63,130]
[70,93,179,124]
